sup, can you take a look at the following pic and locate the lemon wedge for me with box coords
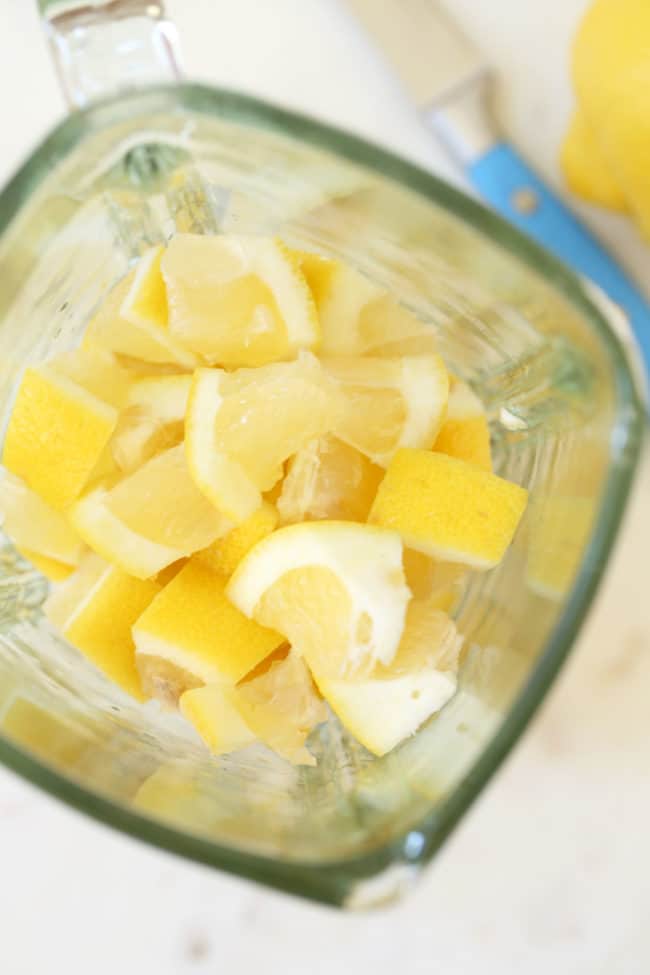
[227,521,410,678]
[315,600,461,756]
[324,354,449,467]
[70,444,229,579]
[69,485,185,580]
[107,444,231,552]
[133,559,284,703]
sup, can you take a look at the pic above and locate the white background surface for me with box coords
[0,2,649,972]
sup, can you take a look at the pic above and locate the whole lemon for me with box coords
[561,0,650,236]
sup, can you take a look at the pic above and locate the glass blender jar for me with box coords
[0,0,643,907]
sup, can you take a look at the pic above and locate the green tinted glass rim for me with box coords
[0,83,644,907]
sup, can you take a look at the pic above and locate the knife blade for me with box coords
[346,0,650,391]
[346,0,486,109]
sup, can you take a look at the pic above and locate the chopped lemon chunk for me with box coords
[48,346,132,409]
[370,449,528,569]
[185,354,341,522]
[235,650,326,765]
[196,502,279,577]
[180,684,256,754]
[133,559,285,693]
[315,600,461,756]
[45,555,160,700]
[162,234,319,366]
[3,365,118,510]
[120,244,168,330]
[433,378,492,471]
[84,271,198,368]
[0,474,84,567]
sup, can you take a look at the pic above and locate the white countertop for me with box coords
[1,2,649,972]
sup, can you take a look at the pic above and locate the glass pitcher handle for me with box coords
[37,0,182,109]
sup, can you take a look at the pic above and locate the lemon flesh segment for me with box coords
[277,436,384,525]
[111,414,184,475]
[47,346,132,409]
[105,444,232,555]
[195,502,279,577]
[69,485,186,579]
[133,559,285,689]
[402,548,468,607]
[108,373,191,474]
[45,554,161,700]
[126,373,192,421]
[234,650,327,766]
[161,233,319,366]
[185,354,341,522]
[3,365,118,510]
[433,378,492,472]
[370,449,528,569]
[227,521,410,678]
[0,474,85,567]
[315,603,461,757]
[116,357,188,380]
[120,245,169,329]
[110,371,192,475]
[138,656,203,708]
[84,271,199,368]
[324,354,449,467]
[180,684,256,755]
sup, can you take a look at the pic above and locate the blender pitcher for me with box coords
[0,0,643,907]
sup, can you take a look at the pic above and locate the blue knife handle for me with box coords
[469,142,650,386]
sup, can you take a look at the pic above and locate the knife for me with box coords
[346,0,650,388]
